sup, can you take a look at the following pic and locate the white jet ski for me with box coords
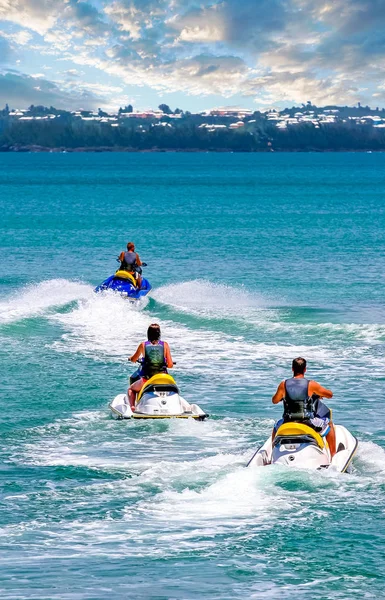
[247,421,358,473]
[110,373,208,420]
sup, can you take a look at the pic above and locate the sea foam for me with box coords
[0,279,92,324]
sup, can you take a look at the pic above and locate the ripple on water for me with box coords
[2,274,385,598]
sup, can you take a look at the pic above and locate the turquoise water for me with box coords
[1,153,385,599]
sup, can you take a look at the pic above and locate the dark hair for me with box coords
[292,357,307,376]
[127,242,135,251]
[147,323,161,342]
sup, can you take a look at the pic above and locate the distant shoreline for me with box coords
[0,145,382,153]
[3,103,385,153]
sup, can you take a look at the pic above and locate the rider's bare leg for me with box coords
[326,422,336,457]
[128,378,144,410]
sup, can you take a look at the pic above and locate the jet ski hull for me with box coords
[94,275,151,300]
[247,424,357,473]
[109,374,209,420]
[110,393,208,420]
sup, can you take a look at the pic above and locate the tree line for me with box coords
[1,104,385,151]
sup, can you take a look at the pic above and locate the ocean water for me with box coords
[1,152,385,599]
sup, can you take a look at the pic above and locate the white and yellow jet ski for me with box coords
[109,373,208,420]
[247,422,358,473]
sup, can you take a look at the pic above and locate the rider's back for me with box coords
[283,377,315,422]
[121,251,137,272]
[142,341,166,379]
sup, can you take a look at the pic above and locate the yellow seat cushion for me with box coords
[276,422,325,449]
[114,270,136,285]
[136,373,178,403]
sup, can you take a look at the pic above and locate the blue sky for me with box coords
[0,0,384,112]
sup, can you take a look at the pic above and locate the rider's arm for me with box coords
[129,342,144,363]
[118,251,124,262]
[164,342,173,368]
[135,253,142,267]
[309,381,333,399]
[272,381,285,404]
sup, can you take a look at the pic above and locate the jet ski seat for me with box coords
[137,374,179,403]
[275,422,325,449]
[114,270,137,286]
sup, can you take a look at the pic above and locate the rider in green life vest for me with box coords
[127,324,174,410]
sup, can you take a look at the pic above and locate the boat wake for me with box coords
[152,279,269,315]
[0,279,92,325]
[152,280,385,347]
[13,403,385,539]
[0,278,370,408]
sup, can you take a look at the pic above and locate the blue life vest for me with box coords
[283,377,316,422]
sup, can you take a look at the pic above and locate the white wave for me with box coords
[51,290,150,358]
[49,281,336,383]
[140,466,275,522]
[136,460,340,528]
[8,408,385,577]
[354,440,385,477]
[30,279,380,397]
[152,281,385,346]
[152,279,279,327]
[152,280,268,313]
[3,278,383,384]
[20,409,254,471]
[138,446,385,535]
[0,279,92,324]
[3,278,378,382]
[260,319,385,344]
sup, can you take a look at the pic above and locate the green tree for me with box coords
[159,104,172,114]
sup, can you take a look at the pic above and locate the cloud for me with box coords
[223,0,288,47]
[65,0,109,37]
[169,5,225,44]
[104,1,144,40]
[0,0,60,35]
[1,0,385,108]
[248,70,364,107]
[64,68,83,77]
[0,70,123,110]
[97,0,385,105]
[1,30,33,45]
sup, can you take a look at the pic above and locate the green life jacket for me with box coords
[142,341,166,379]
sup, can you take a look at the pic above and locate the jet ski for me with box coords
[94,268,151,300]
[247,421,358,473]
[109,373,209,420]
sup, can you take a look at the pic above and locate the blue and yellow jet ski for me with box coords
[94,269,151,300]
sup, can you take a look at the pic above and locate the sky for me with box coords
[0,0,384,112]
